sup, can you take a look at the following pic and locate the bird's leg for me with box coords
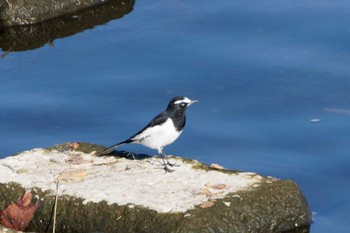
[159,148,174,173]
[125,152,136,160]
[160,149,179,167]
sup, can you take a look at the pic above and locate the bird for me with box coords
[100,96,198,172]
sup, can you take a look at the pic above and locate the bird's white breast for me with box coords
[132,119,182,151]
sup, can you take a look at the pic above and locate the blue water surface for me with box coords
[1,0,350,232]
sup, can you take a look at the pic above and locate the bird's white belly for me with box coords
[133,119,182,150]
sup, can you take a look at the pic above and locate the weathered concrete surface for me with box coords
[0,0,134,27]
[0,143,312,233]
[0,0,134,52]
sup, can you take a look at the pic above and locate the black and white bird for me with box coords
[101,96,198,172]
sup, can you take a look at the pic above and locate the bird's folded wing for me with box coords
[130,112,168,140]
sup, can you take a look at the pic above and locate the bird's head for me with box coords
[166,96,198,113]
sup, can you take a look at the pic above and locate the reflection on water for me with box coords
[0,0,135,53]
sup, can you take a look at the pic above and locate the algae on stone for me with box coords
[0,143,312,232]
[0,0,135,52]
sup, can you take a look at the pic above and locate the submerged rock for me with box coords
[0,142,312,232]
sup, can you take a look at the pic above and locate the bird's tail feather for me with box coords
[99,139,133,156]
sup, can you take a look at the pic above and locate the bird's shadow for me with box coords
[99,150,151,161]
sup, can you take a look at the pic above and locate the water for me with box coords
[1,0,350,232]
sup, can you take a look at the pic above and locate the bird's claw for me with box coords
[166,161,179,167]
[164,165,174,173]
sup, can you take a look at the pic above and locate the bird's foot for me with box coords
[163,164,174,173]
[166,160,179,167]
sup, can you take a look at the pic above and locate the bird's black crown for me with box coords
[167,96,195,111]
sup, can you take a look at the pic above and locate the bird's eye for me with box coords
[181,103,186,107]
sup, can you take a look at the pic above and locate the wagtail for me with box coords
[101,96,198,172]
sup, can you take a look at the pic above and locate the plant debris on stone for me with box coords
[0,191,40,231]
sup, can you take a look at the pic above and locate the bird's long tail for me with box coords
[99,139,133,156]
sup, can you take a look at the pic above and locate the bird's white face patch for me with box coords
[174,97,192,105]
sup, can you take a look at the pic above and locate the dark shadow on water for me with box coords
[0,0,135,54]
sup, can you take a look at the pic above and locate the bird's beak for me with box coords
[189,99,199,106]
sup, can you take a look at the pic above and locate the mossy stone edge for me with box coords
[0,142,312,232]
[0,0,122,26]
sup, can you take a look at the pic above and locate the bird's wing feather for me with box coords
[99,112,168,155]
[99,138,133,155]
[130,112,168,140]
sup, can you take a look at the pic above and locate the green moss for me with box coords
[0,142,311,233]
[15,168,28,174]
[0,178,311,233]
[46,142,105,154]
